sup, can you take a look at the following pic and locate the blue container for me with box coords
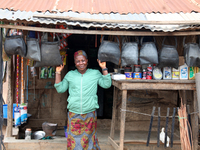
[3,103,19,119]
[133,72,142,79]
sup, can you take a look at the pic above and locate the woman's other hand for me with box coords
[56,63,64,72]
[97,59,106,69]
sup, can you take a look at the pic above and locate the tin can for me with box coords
[142,69,147,79]
[134,65,141,72]
[146,71,152,80]
[133,72,142,79]
[125,72,132,79]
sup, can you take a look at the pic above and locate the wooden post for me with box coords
[5,58,12,137]
[119,90,127,150]
[195,73,200,118]
[110,87,118,139]
[192,90,198,150]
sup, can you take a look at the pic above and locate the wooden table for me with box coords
[108,79,198,150]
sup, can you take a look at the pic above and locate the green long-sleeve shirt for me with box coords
[54,69,111,114]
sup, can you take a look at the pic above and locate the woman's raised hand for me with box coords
[56,63,64,72]
[97,59,106,69]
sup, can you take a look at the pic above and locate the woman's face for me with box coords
[74,55,88,72]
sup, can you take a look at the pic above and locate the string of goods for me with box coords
[178,100,193,150]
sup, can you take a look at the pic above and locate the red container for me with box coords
[146,71,152,80]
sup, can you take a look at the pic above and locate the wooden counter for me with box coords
[108,79,198,150]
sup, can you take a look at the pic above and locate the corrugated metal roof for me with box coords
[0,0,200,14]
[0,9,200,32]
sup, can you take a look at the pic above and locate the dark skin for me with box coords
[55,55,108,84]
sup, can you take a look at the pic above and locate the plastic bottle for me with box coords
[146,64,152,80]
[163,67,172,80]
[153,67,162,80]
[180,63,188,80]
[172,68,180,80]
[25,128,32,140]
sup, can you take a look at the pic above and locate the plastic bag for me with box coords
[34,33,62,67]
[98,36,121,65]
[121,37,139,66]
[139,37,158,65]
[158,37,179,69]
[183,36,200,67]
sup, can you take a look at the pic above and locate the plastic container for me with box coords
[25,128,32,140]
[163,67,172,80]
[180,63,188,80]
[3,103,18,119]
[189,67,195,80]
[172,68,180,79]
[153,67,162,80]
[14,106,21,127]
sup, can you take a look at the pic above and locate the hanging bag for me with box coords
[139,37,158,65]
[158,37,179,69]
[98,36,121,65]
[4,29,27,57]
[34,33,62,67]
[25,32,41,61]
[121,37,139,67]
[183,36,200,67]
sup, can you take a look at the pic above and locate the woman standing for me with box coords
[54,50,111,150]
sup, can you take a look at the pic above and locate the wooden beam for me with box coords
[119,90,127,150]
[192,90,199,150]
[0,24,200,36]
[108,136,119,150]
[110,87,118,139]
[120,82,196,90]
[5,59,13,137]
[33,14,200,25]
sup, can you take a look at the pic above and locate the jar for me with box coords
[25,128,32,140]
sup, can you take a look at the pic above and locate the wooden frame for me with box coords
[109,79,198,150]
[1,24,200,36]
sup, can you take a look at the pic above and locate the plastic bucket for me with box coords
[3,103,18,119]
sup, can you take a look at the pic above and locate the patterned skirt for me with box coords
[67,110,101,150]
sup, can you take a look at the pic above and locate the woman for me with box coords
[54,50,111,150]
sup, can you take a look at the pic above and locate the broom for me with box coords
[178,99,193,150]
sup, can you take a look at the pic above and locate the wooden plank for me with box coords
[112,81,122,90]
[121,82,195,90]
[195,73,200,118]
[1,24,200,36]
[113,79,195,83]
[192,90,198,150]
[119,90,127,150]
[33,14,200,25]
[108,136,119,150]
[5,59,13,137]
[110,87,118,139]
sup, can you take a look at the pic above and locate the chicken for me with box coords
[160,127,170,147]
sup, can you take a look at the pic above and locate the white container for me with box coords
[172,68,180,79]
[153,67,162,80]
[163,67,172,80]
[180,63,188,80]
[25,128,32,140]
[14,106,21,127]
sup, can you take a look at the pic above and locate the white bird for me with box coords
[160,127,170,147]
